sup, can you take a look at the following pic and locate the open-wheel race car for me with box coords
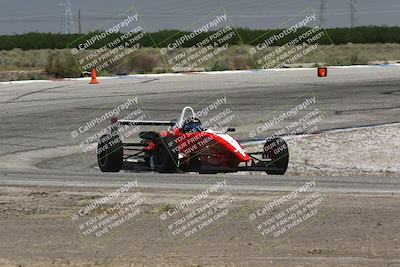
[97,107,289,174]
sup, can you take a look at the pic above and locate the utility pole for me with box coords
[349,0,358,28]
[78,9,81,34]
[63,0,75,34]
[319,0,327,26]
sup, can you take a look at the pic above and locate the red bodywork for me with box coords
[102,107,288,174]
[146,127,250,169]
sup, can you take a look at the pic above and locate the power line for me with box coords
[319,0,327,25]
[63,0,75,34]
[349,0,358,28]
[78,8,81,34]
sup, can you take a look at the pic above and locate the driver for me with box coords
[181,117,204,133]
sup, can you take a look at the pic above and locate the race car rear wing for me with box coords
[112,118,175,126]
[111,106,195,127]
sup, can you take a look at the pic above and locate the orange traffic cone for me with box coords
[318,67,327,77]
[89,68,99,84]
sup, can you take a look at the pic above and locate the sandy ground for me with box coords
[244,123,400,177]
[284,124,400,176]
[0,185,399,267]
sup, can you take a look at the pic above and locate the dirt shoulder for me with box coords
[0,185,399,267]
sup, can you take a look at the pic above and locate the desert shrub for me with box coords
[45,51,81,77]
[111,60,132,75]
[133,53,158,73]
[208,59,229,71]
[232,55,251,70]
[349,53,367,65]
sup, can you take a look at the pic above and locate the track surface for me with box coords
[0,169,399,194]
[1,66,400,191]
[1,66,400,267]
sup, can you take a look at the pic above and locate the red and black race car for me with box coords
[97,107,289,174]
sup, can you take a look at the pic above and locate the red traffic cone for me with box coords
[318,67,327,77]
[89,68,99,84]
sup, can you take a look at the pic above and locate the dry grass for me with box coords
[0,44,399,81]
[303,43,400,65]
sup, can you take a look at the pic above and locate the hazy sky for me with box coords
[0,0,399,34]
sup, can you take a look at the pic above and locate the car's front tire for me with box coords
[97,134,123,172]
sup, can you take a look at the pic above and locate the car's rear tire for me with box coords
[97,134,123,172]
[263,137,289,175]
[155,136,178,173]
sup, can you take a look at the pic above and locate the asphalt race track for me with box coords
[1,65,400,190]
[1,169,400,194]
[1,66,400,266]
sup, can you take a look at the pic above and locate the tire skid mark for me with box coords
[240,122,400,145]
[2,85,67,104]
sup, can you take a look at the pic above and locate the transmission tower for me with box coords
[349,0,358,28]
[319,0,327,26]
[63,0,75,34]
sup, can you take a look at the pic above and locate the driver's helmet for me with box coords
[181,117,204,133]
